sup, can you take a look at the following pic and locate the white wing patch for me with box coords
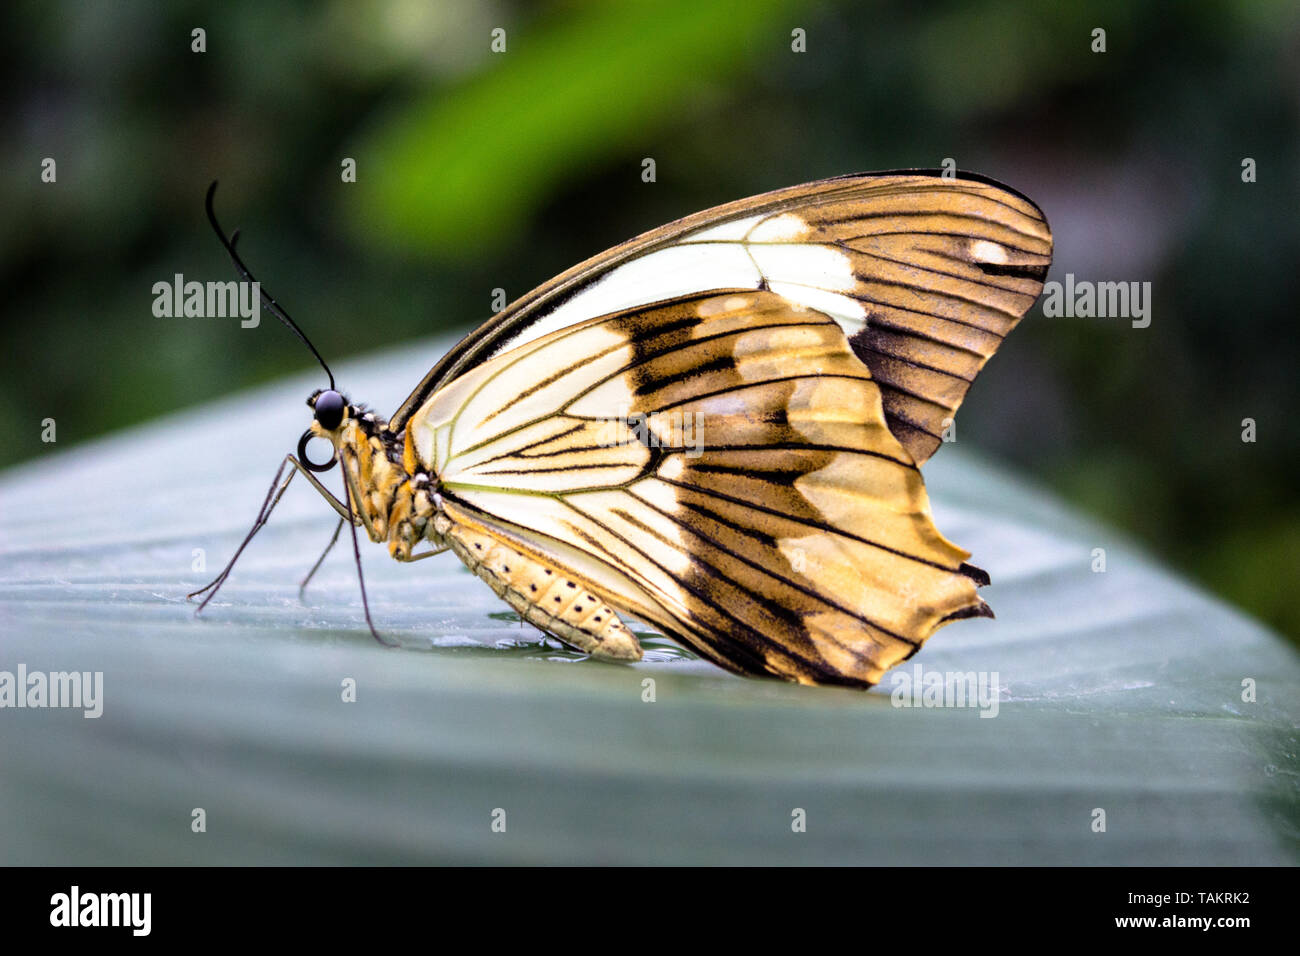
[968,238,1009,265]
[486,210,872,361]
[513,244,761,348]
[747,213,809,242]
[683,213,766,242]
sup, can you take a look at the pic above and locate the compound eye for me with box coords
[314,390,346,431]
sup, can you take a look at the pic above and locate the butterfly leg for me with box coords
[189,455,297,609]
[192,452,352,606]
[286,453,363,525]
[299,512,447,599]
[298,517,344,599]
[400,545,450,561]
[294,445,400,599]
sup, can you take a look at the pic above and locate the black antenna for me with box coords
[205,181,335,389]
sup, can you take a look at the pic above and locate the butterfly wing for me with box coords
[392,170,1052,464]
[409,290,990,688]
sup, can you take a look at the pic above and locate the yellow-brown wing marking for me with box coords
[789,179,1051,462]
[409,290,989,688]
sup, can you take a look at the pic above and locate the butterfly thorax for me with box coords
[325,409,444,562]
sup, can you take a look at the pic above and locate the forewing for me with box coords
[393,171,1052,464]
[408,290,991,688]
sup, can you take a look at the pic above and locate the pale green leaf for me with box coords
[1,338,1296,863]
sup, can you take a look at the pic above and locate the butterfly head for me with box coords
[299,388,354,472]
[310,388,348,431]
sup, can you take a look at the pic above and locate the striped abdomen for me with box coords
[441,519,642,661]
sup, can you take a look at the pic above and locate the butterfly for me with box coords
[191,171,1052,689]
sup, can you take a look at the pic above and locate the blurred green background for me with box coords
[1,0,1296,642]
